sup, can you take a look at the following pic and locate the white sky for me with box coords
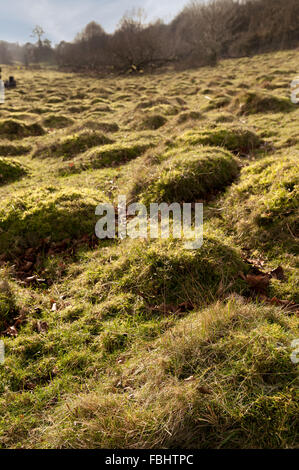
[0,0,192,44]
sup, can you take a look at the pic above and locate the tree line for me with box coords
[1,0,298,73]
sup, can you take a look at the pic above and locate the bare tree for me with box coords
[31,25,45,47]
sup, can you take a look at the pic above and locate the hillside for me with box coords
[0,49,298,449]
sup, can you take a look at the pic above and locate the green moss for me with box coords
[135,146,239,204]
[176,126,262,154]
[0,158,27,185]
[33,132,113,160]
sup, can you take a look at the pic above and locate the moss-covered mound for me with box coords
[140,114,167,130]
[79,237,246,307]
[0,280,18,332]
[0,120,45,140]
[0,158,27,185]
[177,111,202,124]
[0,187,103,256]
[42,115,74,129]
[233,91,294,115]
[134,147,239,204]
[39,299,298,449]
[59,141,153,174]
[73,121,119,133]
[223,154,299,255]
[0,144,31,156]
[33,132,113,160]
[176,126,262,154]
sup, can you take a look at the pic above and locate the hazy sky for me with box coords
[0,0,190,45]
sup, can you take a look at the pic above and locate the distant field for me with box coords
[0,49,298,448]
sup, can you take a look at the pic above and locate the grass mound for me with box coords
[0,279,18,332]
[73,121,119,133]
[233,91,294,115]
[33,132,113,160]
[38,299,298,449]
[0,158,27,185]
[223,154,299,255]
[59,141,153,174]
[77,237,246,308]
[0,186,103,256]
[42,115,74,129]
[0,120,45,140]
[176,126,262,154]
[140,114,167,130]
[177,111,202,124]
[0,144,31,156]
[133,147,239,204]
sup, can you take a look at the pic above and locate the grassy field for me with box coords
[0,49,298,449]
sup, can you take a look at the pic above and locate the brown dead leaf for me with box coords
[241,273,270,294]
[197,385,212,394]
[257,294,299,314]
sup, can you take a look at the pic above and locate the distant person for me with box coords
[5,76,17,89]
